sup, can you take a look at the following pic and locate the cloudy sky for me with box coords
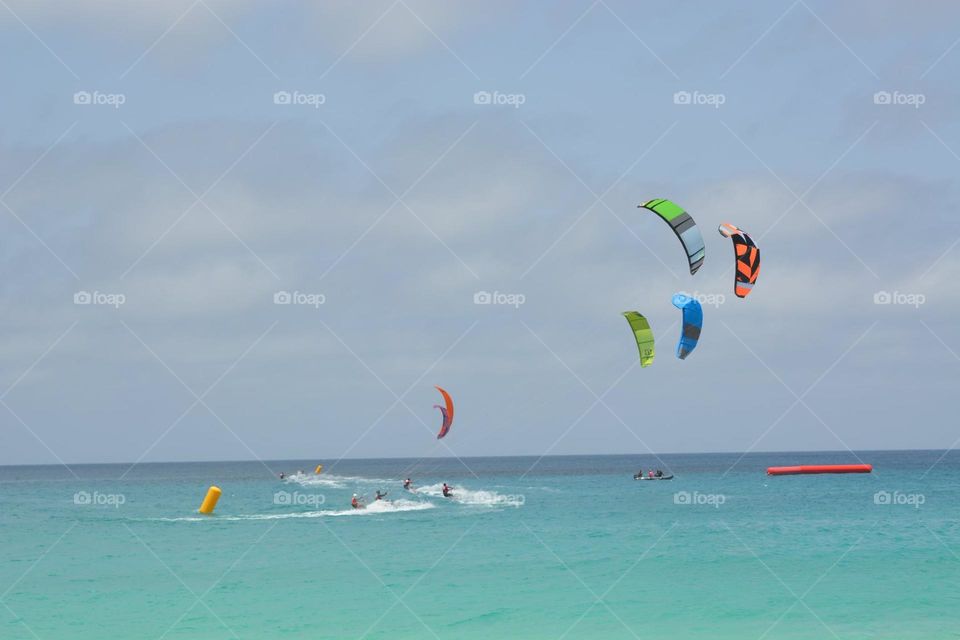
[1,1,958,466]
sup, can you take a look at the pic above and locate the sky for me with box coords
[0,0,958,466]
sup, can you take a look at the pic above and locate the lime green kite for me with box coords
[622,312,655,368]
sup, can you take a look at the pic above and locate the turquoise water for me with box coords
[2,451,958,639]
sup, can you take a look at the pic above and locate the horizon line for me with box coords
[0,446,951,469]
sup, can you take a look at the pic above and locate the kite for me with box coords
[672,293,703,359]
[718,222,760,298]
[622,312,655,368]
[434,386,454,439]
[639,199,705,275]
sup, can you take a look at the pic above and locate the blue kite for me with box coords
[672,293,703,360]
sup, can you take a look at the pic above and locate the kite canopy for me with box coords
[639,199,705,275]
[434,386,454,439]
[672,293,703,360]
[621,312,655,368]
[718,222,760,298]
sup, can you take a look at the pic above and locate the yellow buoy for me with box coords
[314,464,323,475]
[198,486,222,515]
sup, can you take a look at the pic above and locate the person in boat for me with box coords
[442,483,453,498]
[648,470,654,478]
[403,478,412,491]
[351,494,364,509]
[655,469,663,478]
[375,490,388,501]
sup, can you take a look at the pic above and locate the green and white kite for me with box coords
[638,198,705,275]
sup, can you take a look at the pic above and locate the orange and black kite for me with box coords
[718,223,760,298]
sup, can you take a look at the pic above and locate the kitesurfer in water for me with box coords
[351,494,363,509]
[403,478,412,491]
[442,483,453,498]
[279,472,285,480]
[375,490,388,501]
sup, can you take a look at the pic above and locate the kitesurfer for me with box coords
[442,483,453,498]
[403,478,412,491]
[351,494,363,509]
[279,472,285,480]
[375,490,388,501]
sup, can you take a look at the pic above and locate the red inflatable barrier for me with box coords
[767,464,872,476]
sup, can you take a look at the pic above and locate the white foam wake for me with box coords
[150,499,434,522]
[283,472,393,489]
[416,483,524,507]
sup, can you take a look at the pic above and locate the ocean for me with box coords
[1,450,957,639]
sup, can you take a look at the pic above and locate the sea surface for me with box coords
[1,451,958,639]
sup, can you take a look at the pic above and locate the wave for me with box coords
[526,486,562,493]
[415,483,524,507]
[148,499,434,522]
[282,471,393,489]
